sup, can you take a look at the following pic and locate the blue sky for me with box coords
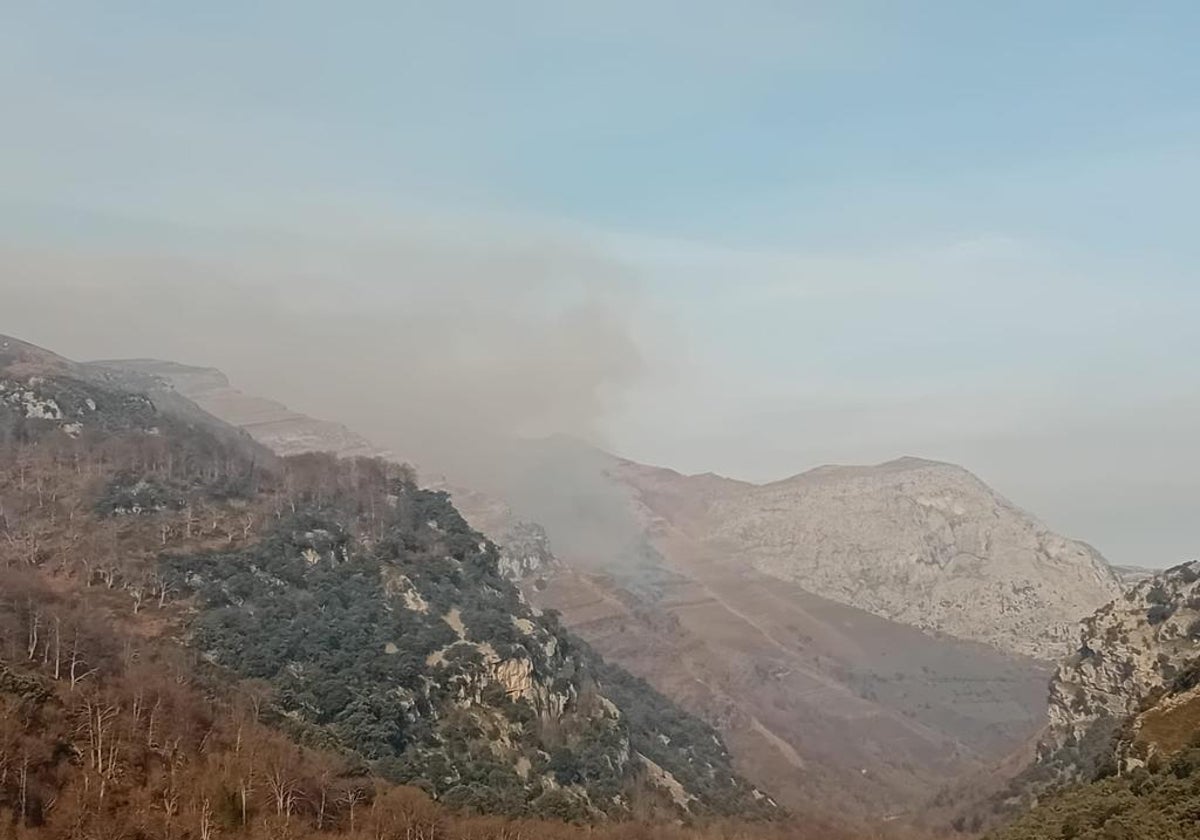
[4,2,1197,247]
[2,2,1198,565]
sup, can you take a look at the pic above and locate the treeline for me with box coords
[158,468,765,820]
[986,740,1200,840]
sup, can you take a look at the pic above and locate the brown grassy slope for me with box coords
[527,523,1049,832]
[1136,691,1200,757]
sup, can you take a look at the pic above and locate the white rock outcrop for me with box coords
[1042,561,1200,760]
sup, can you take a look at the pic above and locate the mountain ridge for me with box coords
[616,453,1120,661]
[88,357,391,460]
[0,336,774,825]
[83,352,1115,830]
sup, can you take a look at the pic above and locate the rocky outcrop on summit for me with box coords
[619,456,1121,660]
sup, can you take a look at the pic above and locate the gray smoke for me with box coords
[1,229,661,576]
[1,230,643,452]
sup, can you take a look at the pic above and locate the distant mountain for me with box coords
[616,455,1122,660]
[90,358,389,459]
[1112,563,1159,585]
[459,441,1122,825]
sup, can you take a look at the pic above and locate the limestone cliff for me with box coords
[1041,560,1200,773]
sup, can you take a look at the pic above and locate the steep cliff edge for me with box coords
[1041,560,1200,775]
[981,561,1200,839]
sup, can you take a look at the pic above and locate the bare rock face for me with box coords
[619,456,1122,660]
[420,478,560,581]
[1112,564,1159,585]
[495,521,558,580]
[1041,561,1200,767]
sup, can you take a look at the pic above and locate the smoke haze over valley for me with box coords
[3,6,1200,840]
[4,4,1200,567]
[4,227,1197,569]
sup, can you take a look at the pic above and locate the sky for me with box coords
[1,2,1198,566]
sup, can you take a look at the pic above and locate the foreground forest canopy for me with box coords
[0,566,817,840]
[0,339,852,839]
[986,743,1200,840]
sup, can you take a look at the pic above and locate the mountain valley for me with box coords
[9,338,1193,839]
[0,335,809,838]
[94,354,1139,833]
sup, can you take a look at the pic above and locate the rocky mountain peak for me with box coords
[620,456,1122,660]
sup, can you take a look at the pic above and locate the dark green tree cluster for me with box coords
[0,342,787,832]
[586,652,766,816]
[988,741,1200,840]
[161,473,765,821]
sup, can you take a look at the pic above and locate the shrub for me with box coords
[1147,604,1175,626]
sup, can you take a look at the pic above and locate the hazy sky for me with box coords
[2,3,1198,566]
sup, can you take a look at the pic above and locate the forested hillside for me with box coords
[0,335,811,838]
[986,744,1200,840]
[157,462,764,819]
[0,565,814,840]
